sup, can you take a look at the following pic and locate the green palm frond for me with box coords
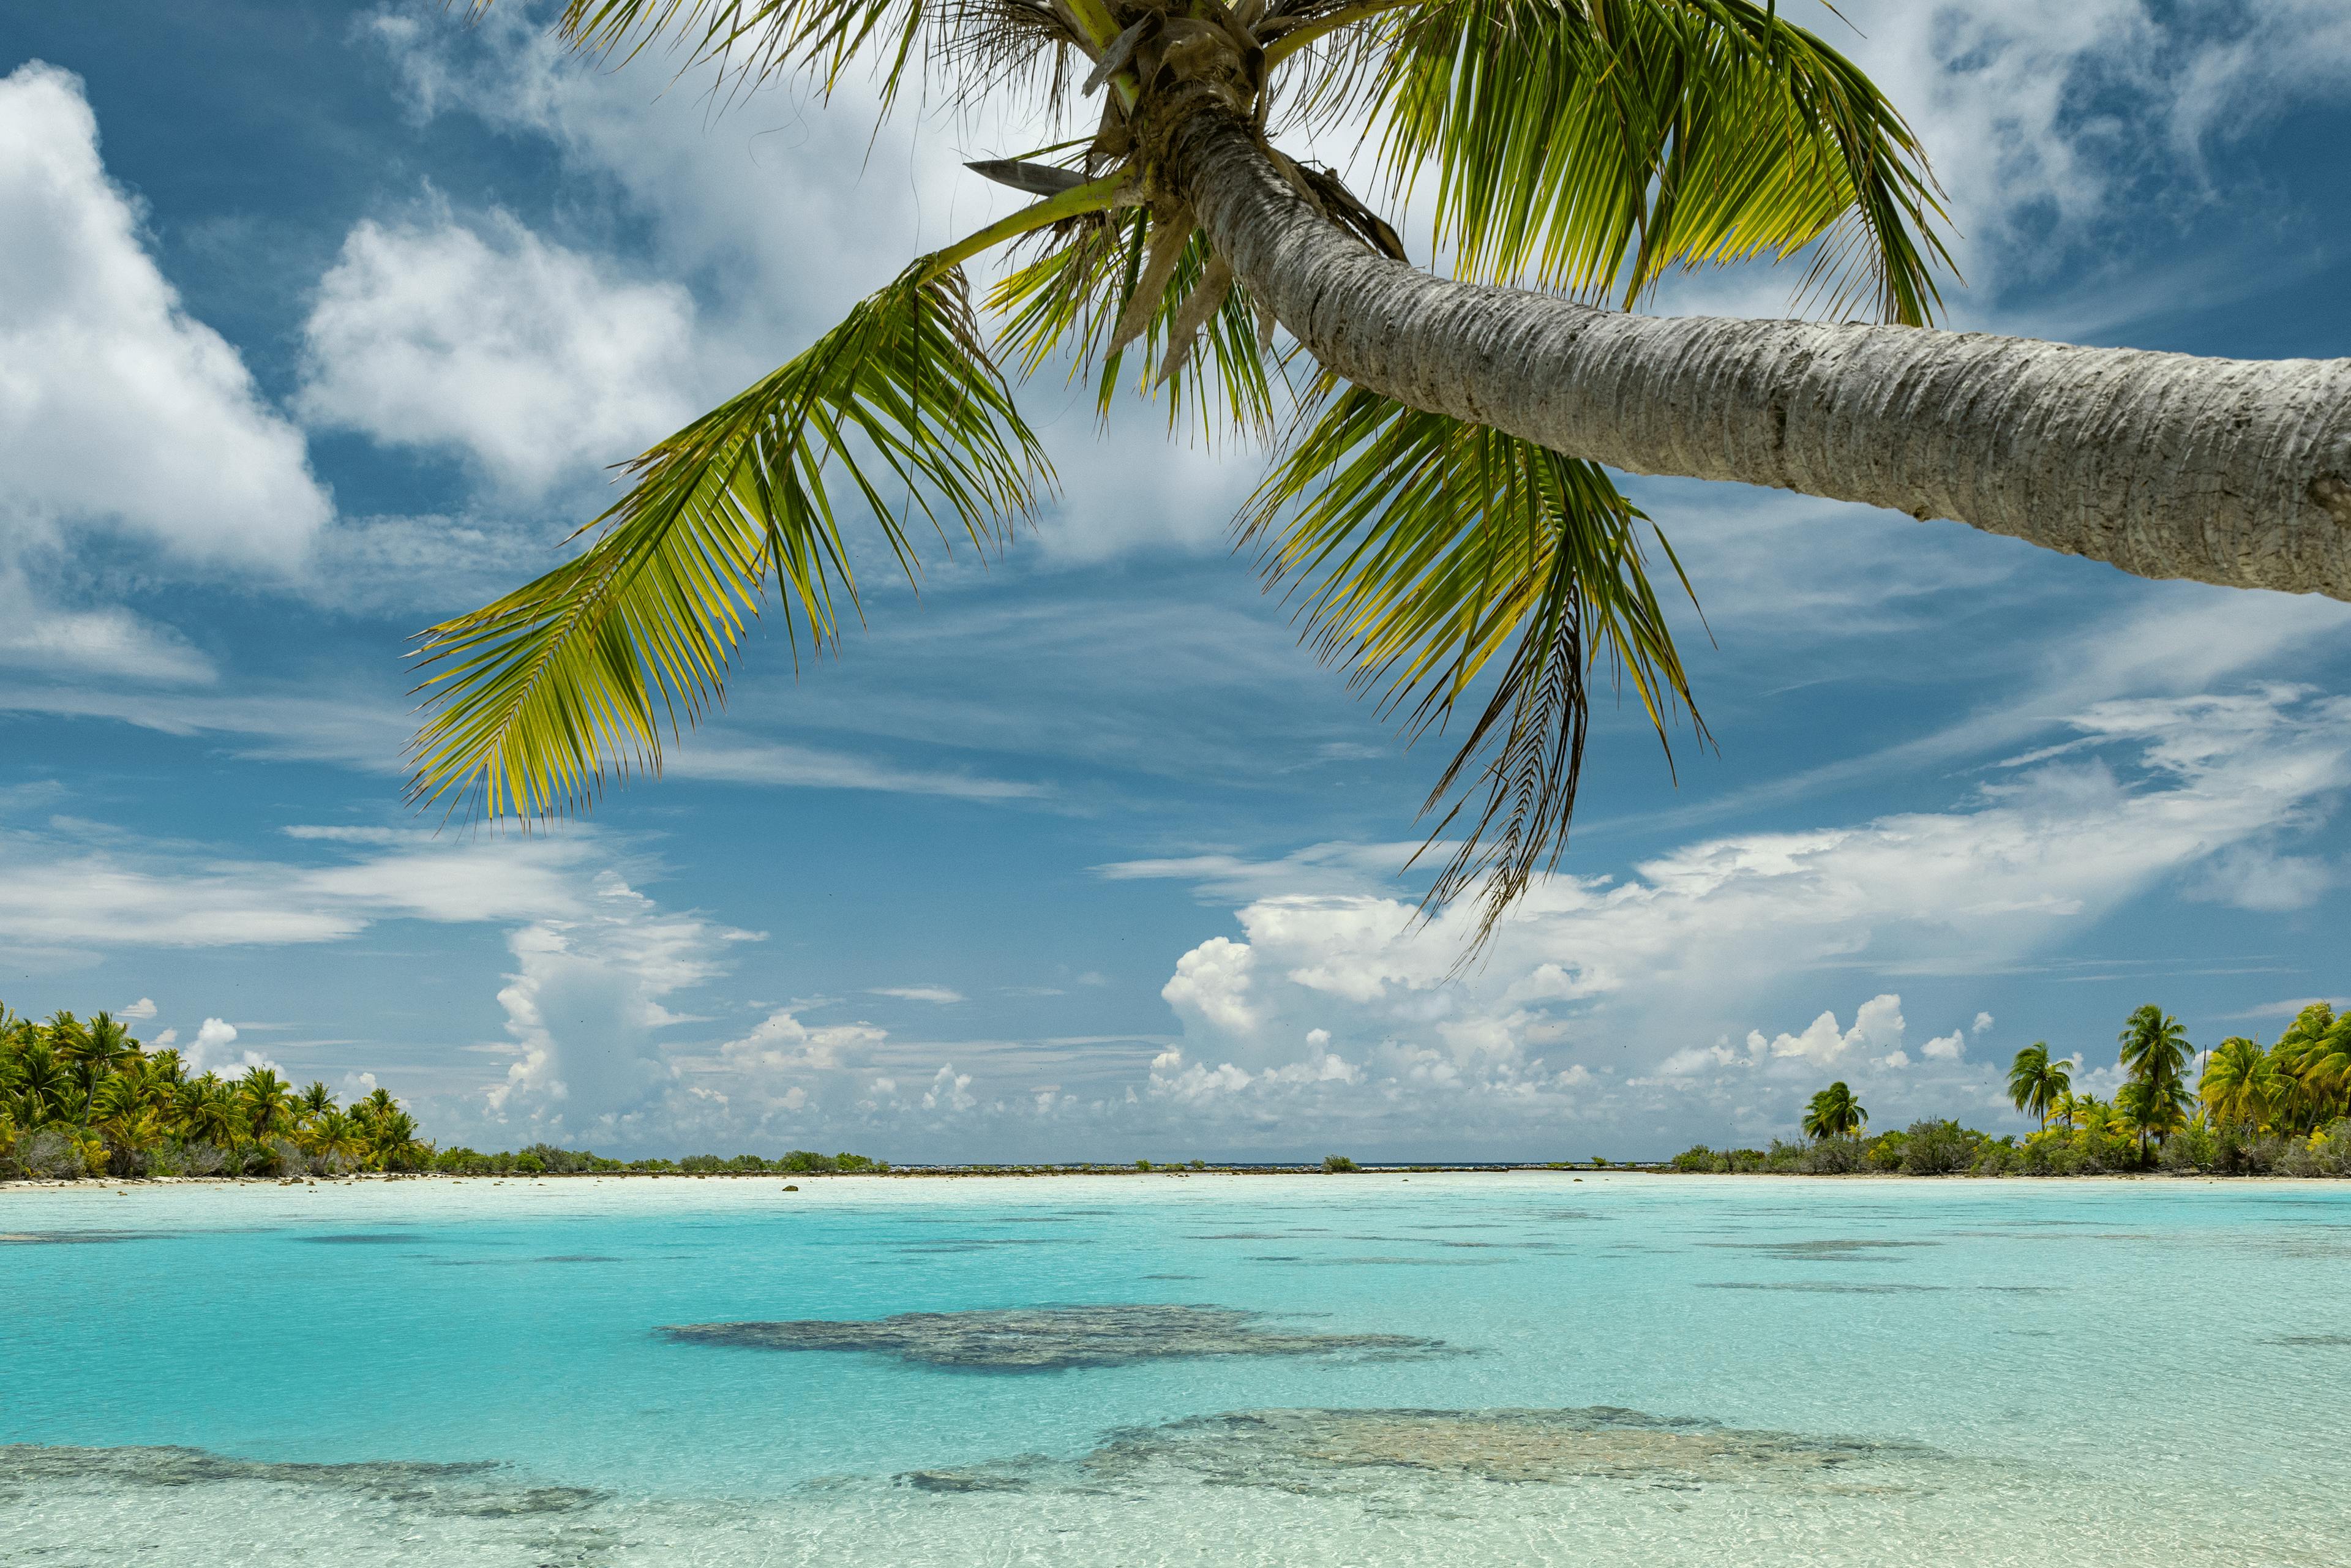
[989,208,1281,441]
[1334,0,1949,323]
[407,265,1049,820]
[1244,387,1703,948]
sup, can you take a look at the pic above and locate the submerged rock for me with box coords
[0,1444,602,1518]
[661,1303,1457,1370]
[901,1405,1933,1498]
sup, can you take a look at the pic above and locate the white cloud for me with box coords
[183,1016,279,1080]
[1746,994,1907,1067]
[298,207,699,493]
[1161,937,1258,1036]
[920,1064,977,1113]
[667,740,1051,803]
[1133,683,2351,1144]
[0,568,216,684]
[871,986,964,1005]
[1972,1011,1995,1035]
[0,814,614,951]
[2187,844,2340,912]
[119,997,156,1019]
[482,872,747,1134]
[0,62,329,568]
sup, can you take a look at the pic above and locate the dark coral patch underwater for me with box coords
[899,1405,1938,1498]
[661,1303,1460,1370]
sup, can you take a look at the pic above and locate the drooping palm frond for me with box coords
[1314,0,1949,324]
[407,265,1049,821]
[989,206,1282,441]
[1244,387,1703,949]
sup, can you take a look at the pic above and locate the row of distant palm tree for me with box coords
[1791,1002,2349,1166]
[2001,1001,2351,1151]
[1,1002,429,1178]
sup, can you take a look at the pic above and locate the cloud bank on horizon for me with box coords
[1,1,2349,1157]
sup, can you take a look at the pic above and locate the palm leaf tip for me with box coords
[405,265,1050,823]
[1245,389,1706,952]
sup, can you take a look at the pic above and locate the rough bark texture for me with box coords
[1170,108,2351,601]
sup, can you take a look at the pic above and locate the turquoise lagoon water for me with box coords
[4,1171,2349,1565]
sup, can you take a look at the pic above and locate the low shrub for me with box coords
[17,1127,94,1179]
[1971,1138,2022,1176]
[1899,1119,1979,1176]
[1322,1154,1358,1172]
[2277,1120,2351,1177]
[1799,1136,1867,1174]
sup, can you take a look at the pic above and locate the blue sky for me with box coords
[3,0,2349,1160]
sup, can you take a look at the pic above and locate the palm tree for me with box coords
[2006,1043,2071,1131]
[8,1043,75,1128]
[2200,1036,2283,1133]
[1802,1081,1864,1142]
[2120,1076,2191,1152]
[304,1109,368,1170]
[182,1076,242,1163]
[364,1109,431,1173]
[413,0,2351,943]
[297,1081,337,1127]
[2118,1004,2192,1156]
[2275,1003,2351,1133]
[234,1067,296,1165]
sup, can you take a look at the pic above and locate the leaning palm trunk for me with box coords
[420,0,2351,945]
[1170,105,2351,597]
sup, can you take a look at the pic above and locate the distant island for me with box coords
[1673,1001,2351,1178]
[8,996,2350,1182]
[0,1001,884,1182]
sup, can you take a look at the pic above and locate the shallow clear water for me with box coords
[5,1172,2348,1565]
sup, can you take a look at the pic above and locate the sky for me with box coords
[3,0,2350,1161]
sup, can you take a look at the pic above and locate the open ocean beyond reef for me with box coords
[5,1172,2347,1566]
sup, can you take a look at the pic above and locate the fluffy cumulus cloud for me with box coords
[0,63,329,682]
[480,874,749,1139]
[297,208,700,494]
[0,64,329,565]
[181,1016,280,1079]
[353,4,1278,561]
[1120,685,2351,1149]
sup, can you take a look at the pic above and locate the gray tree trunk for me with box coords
[1169,108,2351,601]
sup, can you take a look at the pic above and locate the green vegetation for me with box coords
[1,1003,429,1179]
[1322,1155,1360,1173]
[1673,999,2351,1178]
[1801,1082,1865,1141]
[2004,1042,2071,1129]
[1,999,886,1182]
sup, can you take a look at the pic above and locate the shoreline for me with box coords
[8,1165,2349,1196]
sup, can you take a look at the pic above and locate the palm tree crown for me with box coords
[2006,1043,2071,1130]
[2200,1037,2283,1133]
[410,0,1967,943]
[1802,1081,1864,1142]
